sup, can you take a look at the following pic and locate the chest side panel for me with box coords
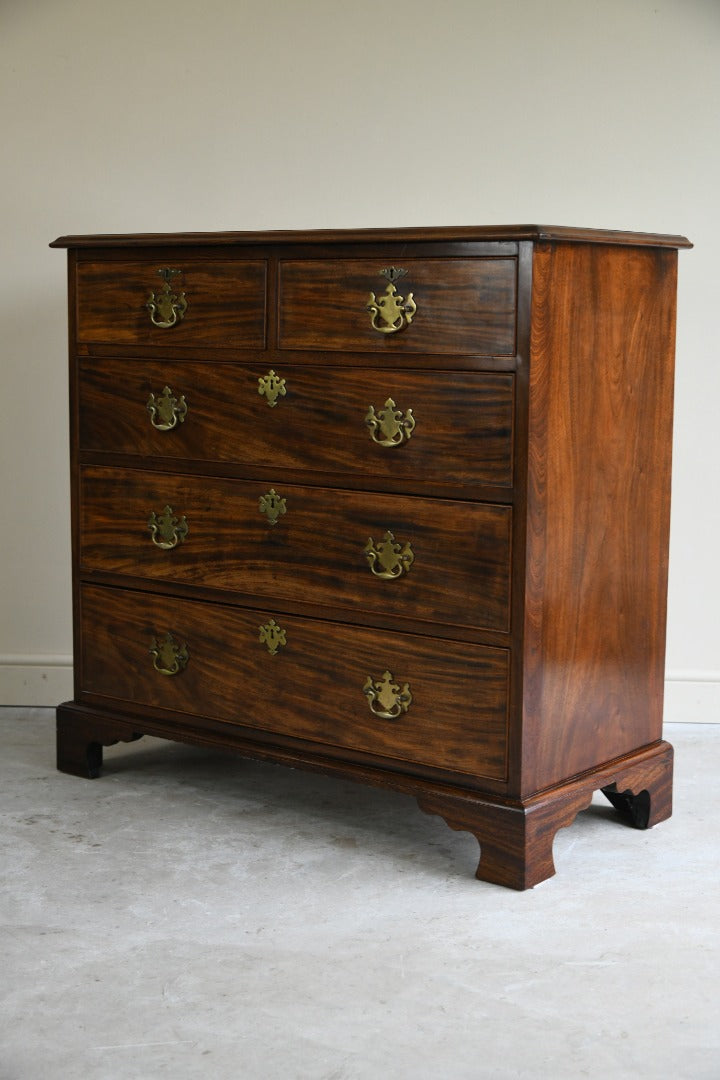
[522,242,678,793]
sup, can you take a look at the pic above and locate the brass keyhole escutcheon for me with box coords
[367,267,416,334]
[146,267,188,329]
[146,386,188,431]
[365,531,414,579]
[363,670,412,719]
[147,505,189,550]
[149,632,189,676]
[259,488,287,525]
[259,618,287,655]
[258,369,287,407]
[365,398,416,447]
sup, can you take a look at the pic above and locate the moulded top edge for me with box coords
[49,224,692,250]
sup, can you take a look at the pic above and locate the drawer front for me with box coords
[80,467,512,633]
[79,584,509,780]
[278,258,517,355]
[78,360,514,491]
[76,258,267,348]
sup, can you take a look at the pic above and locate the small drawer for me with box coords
[79,467,512,633]
[79,584,509,781]
[76,257,267,348]
[278,258,517,355]
[78,360,514,493]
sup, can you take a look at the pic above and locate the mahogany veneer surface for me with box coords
[77,360,515,492]
[278,258,517,354]
[76,258,267,347]
[53,225,690,888]
[79,466,512,632]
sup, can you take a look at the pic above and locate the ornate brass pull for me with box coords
[363,670,412,719]
[365,398,415,447]
[258,369,286,407]
[259,618,287,655]
[146,386,188,431]
[367,267,416,334]
[259,488,287,525]
[365,531,414,579]
[149,632,189,676]
[147,505,189,550]
[146,267,187,328]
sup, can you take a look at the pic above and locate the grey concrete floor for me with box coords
[0,709,718,1080]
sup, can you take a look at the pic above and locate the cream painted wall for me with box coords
[1,0,718,718]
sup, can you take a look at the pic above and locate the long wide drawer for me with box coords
[278,258,517,354]
[77,360,515,492]
[79,584,509,781]
[79,467,512,633]
[76,257,267,348]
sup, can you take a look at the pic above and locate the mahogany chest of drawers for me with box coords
[51,225,690,889]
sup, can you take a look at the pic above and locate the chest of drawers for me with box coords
[52,225,690,889]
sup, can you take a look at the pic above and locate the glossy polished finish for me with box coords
[76,257,267,347]
[77,361,515,493]
[78,466,512,632]
[75,584,511,781]
[53,224,690,888]
[278,257,516,353]
[51,223,693,248]
[522,242,681,790]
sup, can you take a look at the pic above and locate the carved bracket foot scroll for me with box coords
[417,789,590,890]
[417,741,674,889]
[56,703,144,779]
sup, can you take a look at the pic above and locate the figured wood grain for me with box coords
[79,466,512,633]
[76,257,267,347]
[521,242,678,794]
[77,360,515,492]
[279,258,517,354]
[53,224,688,886]
[79,584,509,780]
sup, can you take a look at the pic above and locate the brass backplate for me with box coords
[146,386,188,431]
[147,505,189,550]
[149,632,189,676]
[364,531,414,579]
[363,669,412,719]
[365,398,415,447]
[367,268,416,334]
[146,268,187,329]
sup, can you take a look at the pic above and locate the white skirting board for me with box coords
[0,657,718,722]
[663,672,720,725]
[0,657,73,707]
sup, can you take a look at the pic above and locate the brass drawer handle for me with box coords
[367,267,416,334]
[259,618,287,655]
[149,632,189,676]
[365,398,415,447]
[147,505,188,550]
[259,488,287,525]
[258,369,286,407]
[363,670,412,719]
[146,386,188,431]
[146,268,187,328]
[365,531,414,579]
